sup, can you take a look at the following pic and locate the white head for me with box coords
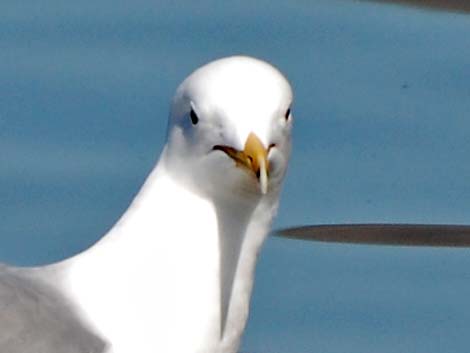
[164,56,293,200]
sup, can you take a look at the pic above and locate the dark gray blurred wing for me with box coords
[0,266,107,353]
[363,0,470,13]
[275,224,470,247]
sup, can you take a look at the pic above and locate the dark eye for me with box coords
[190,109,199,125]
[284,108,291,121]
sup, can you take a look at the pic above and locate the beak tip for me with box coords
[260,183,268,194]
[258,161,268,195]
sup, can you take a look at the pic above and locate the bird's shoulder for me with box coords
[0,264,108,353]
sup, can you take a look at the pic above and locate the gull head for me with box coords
[164,56,293,199]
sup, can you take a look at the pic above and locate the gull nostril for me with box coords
[268,143,276,151]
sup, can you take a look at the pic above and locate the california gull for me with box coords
[0,56,293,353]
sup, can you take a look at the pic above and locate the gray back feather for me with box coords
[0,265,107,353]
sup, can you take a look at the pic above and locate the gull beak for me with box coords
[213,132,270,194]
[243,133,269,194]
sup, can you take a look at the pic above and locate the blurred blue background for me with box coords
[1,1,470,352]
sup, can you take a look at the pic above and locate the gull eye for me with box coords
[190,109,199,125]
[284,107,291,121]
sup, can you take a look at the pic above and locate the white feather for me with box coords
[31,56,293,353]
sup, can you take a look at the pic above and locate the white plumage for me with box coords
[0,56,293,353]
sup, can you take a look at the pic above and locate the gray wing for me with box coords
[275,224,470,247]
[0,265,107,353]
[363,0,470,13]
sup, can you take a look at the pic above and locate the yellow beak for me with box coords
[243,133,269,194]
[213,132,269,194]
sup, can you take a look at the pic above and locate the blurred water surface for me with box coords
[1,1,470,352]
